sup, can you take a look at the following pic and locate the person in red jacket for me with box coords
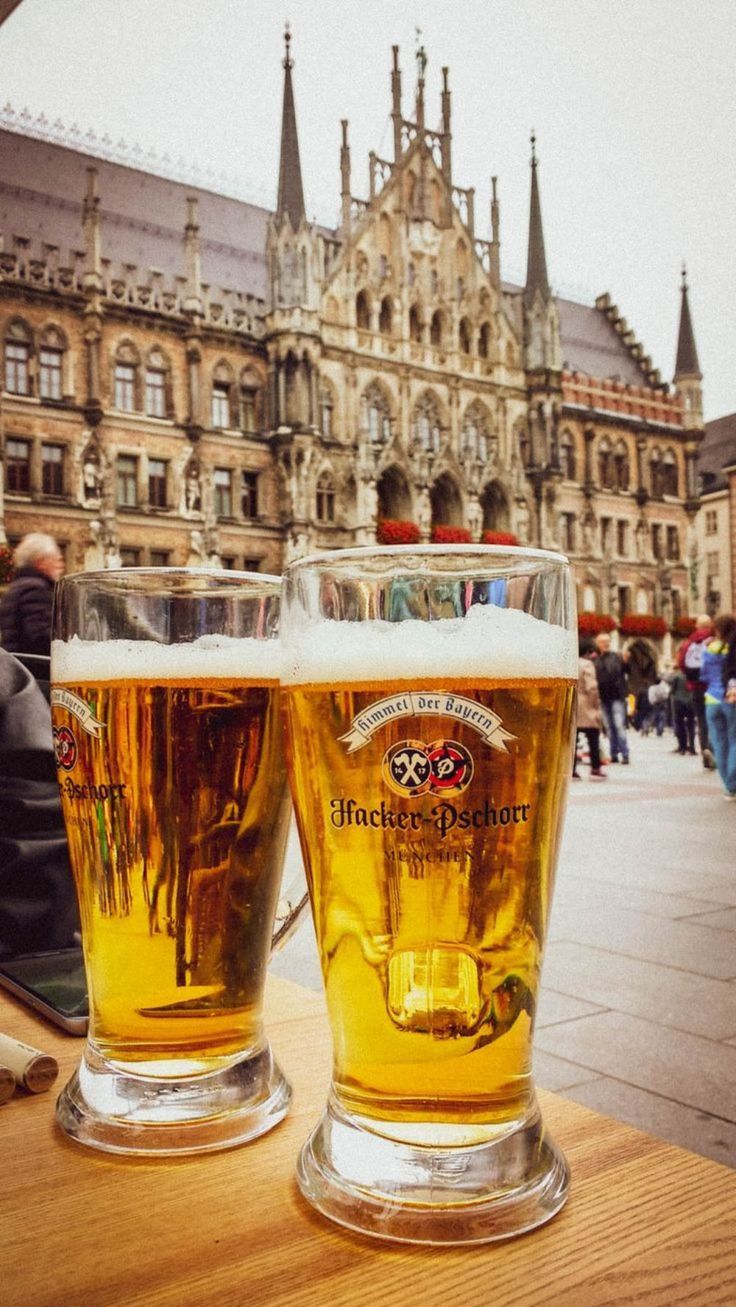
[677,614,715,768]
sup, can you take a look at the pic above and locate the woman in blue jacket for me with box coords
[701,613,736,797]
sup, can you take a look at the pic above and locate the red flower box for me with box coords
[431,525,472,544]
[376,519,420,545]
[618,614,668,639]
[480,531,519,546]
[578,612,617,636]
[671,615,697,638]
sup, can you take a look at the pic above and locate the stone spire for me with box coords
[276,24,305,228]
[524,131,550,306]
[674,263,702,380]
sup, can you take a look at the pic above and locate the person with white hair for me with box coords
[0,532,65,659]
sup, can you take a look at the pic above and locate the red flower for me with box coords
[376,519,420,545]
[480,531,519,546]
[671,616,697,638]
[618,614,668,638]
[431,525,472,544]
[578,612,617,635]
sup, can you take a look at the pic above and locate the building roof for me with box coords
[0,125,663,389]
[0,128,271,298]
[524,136,550,305]
[276,32,306,228]
[699,411,736,493]
[556,296,653,386]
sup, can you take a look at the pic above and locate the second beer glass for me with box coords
[281,545,576,1244]
[51,568,303,1154]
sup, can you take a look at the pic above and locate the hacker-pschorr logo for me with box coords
[383,738,474,797]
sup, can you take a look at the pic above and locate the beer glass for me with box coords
[51,569,305,1155]
[281,545,576,1243]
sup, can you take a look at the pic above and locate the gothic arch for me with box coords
[361,379,393,444]
[458,316,472,354]
[409,302,423,343]
[315,466,336,523]
[480,480,511,532]
[411,390,445,453]
[356,289,371,330]
[377,463,412,521]
[461,400,492,461]
[430,472,463,528]
[430,309,446,347]
[379,296,393,335]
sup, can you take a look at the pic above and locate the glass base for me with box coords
[297,1094,569,1245]
[56,1042,291,1156]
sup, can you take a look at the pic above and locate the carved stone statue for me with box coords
[185,461,202,514]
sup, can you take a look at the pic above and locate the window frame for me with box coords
[116,454,139,509]
[148,458,168,509]
[145,367,167,419]
[241,471,259,519]
[211,382,231,430]
[213,467,233,518]
[41,442,64,496]
[5,437,31,492]
[114,362,137,413]
[39,347,63,401]
[5,341,30,396]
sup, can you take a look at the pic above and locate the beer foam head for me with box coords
[52,634,282,683]
[281,604,576,684]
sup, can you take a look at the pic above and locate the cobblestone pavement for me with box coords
[271,729,736,1168]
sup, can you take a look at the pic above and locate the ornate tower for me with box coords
[673,264,704,516]
[265,26,323,561]
[523,134,563,547]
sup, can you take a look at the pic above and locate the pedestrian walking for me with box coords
[678,614,716,769]
[0,533,65,662]
[573,638,606,780]
[669,665,696,755]
[594,632,630,764]
[700,613,736,798]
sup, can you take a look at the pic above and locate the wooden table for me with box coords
[2,975,735,1306]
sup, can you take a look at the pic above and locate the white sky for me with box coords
[0,0,734,421]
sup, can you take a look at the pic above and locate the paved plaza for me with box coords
[272,730,736,1169]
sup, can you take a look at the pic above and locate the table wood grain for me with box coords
[2,974,735,1306]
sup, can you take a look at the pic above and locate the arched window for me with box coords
[361,381,391,444]
[239,367,261,434]
[145,347,170,419]
[458,317,472,355]
[462,402,490,461]
[356,290,370,330]
[211,361,235,428]
[650,447,663,498]
[316,471,335,523]
[613,440,630,491]
[478,321,491,360]
[4,319,33,396]
[113,340,140,412]
[412,392,442,453]
[409,304,422,343]
[39,324,66,402]
[430,310,443,346]
[560,431,576,481]
[598,437,613,489]
[379,297,393,335]
[319,381,335,438]
[662,448,678,497]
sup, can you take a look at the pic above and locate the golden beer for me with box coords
[285,674,574,1134]
[53,670,290,1072]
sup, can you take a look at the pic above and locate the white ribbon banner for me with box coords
[339,690,516,754]
[51,688,106,738]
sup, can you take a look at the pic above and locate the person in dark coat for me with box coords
[0,532,64,661]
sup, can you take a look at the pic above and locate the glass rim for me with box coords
[284,543,570,571]
[57,566,282,590]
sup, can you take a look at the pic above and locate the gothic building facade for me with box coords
[0,35,704,625]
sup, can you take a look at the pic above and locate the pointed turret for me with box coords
[524,131,550,306]
[276,25,305,228]
[673,265,704,444]
[674,264,702,380]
